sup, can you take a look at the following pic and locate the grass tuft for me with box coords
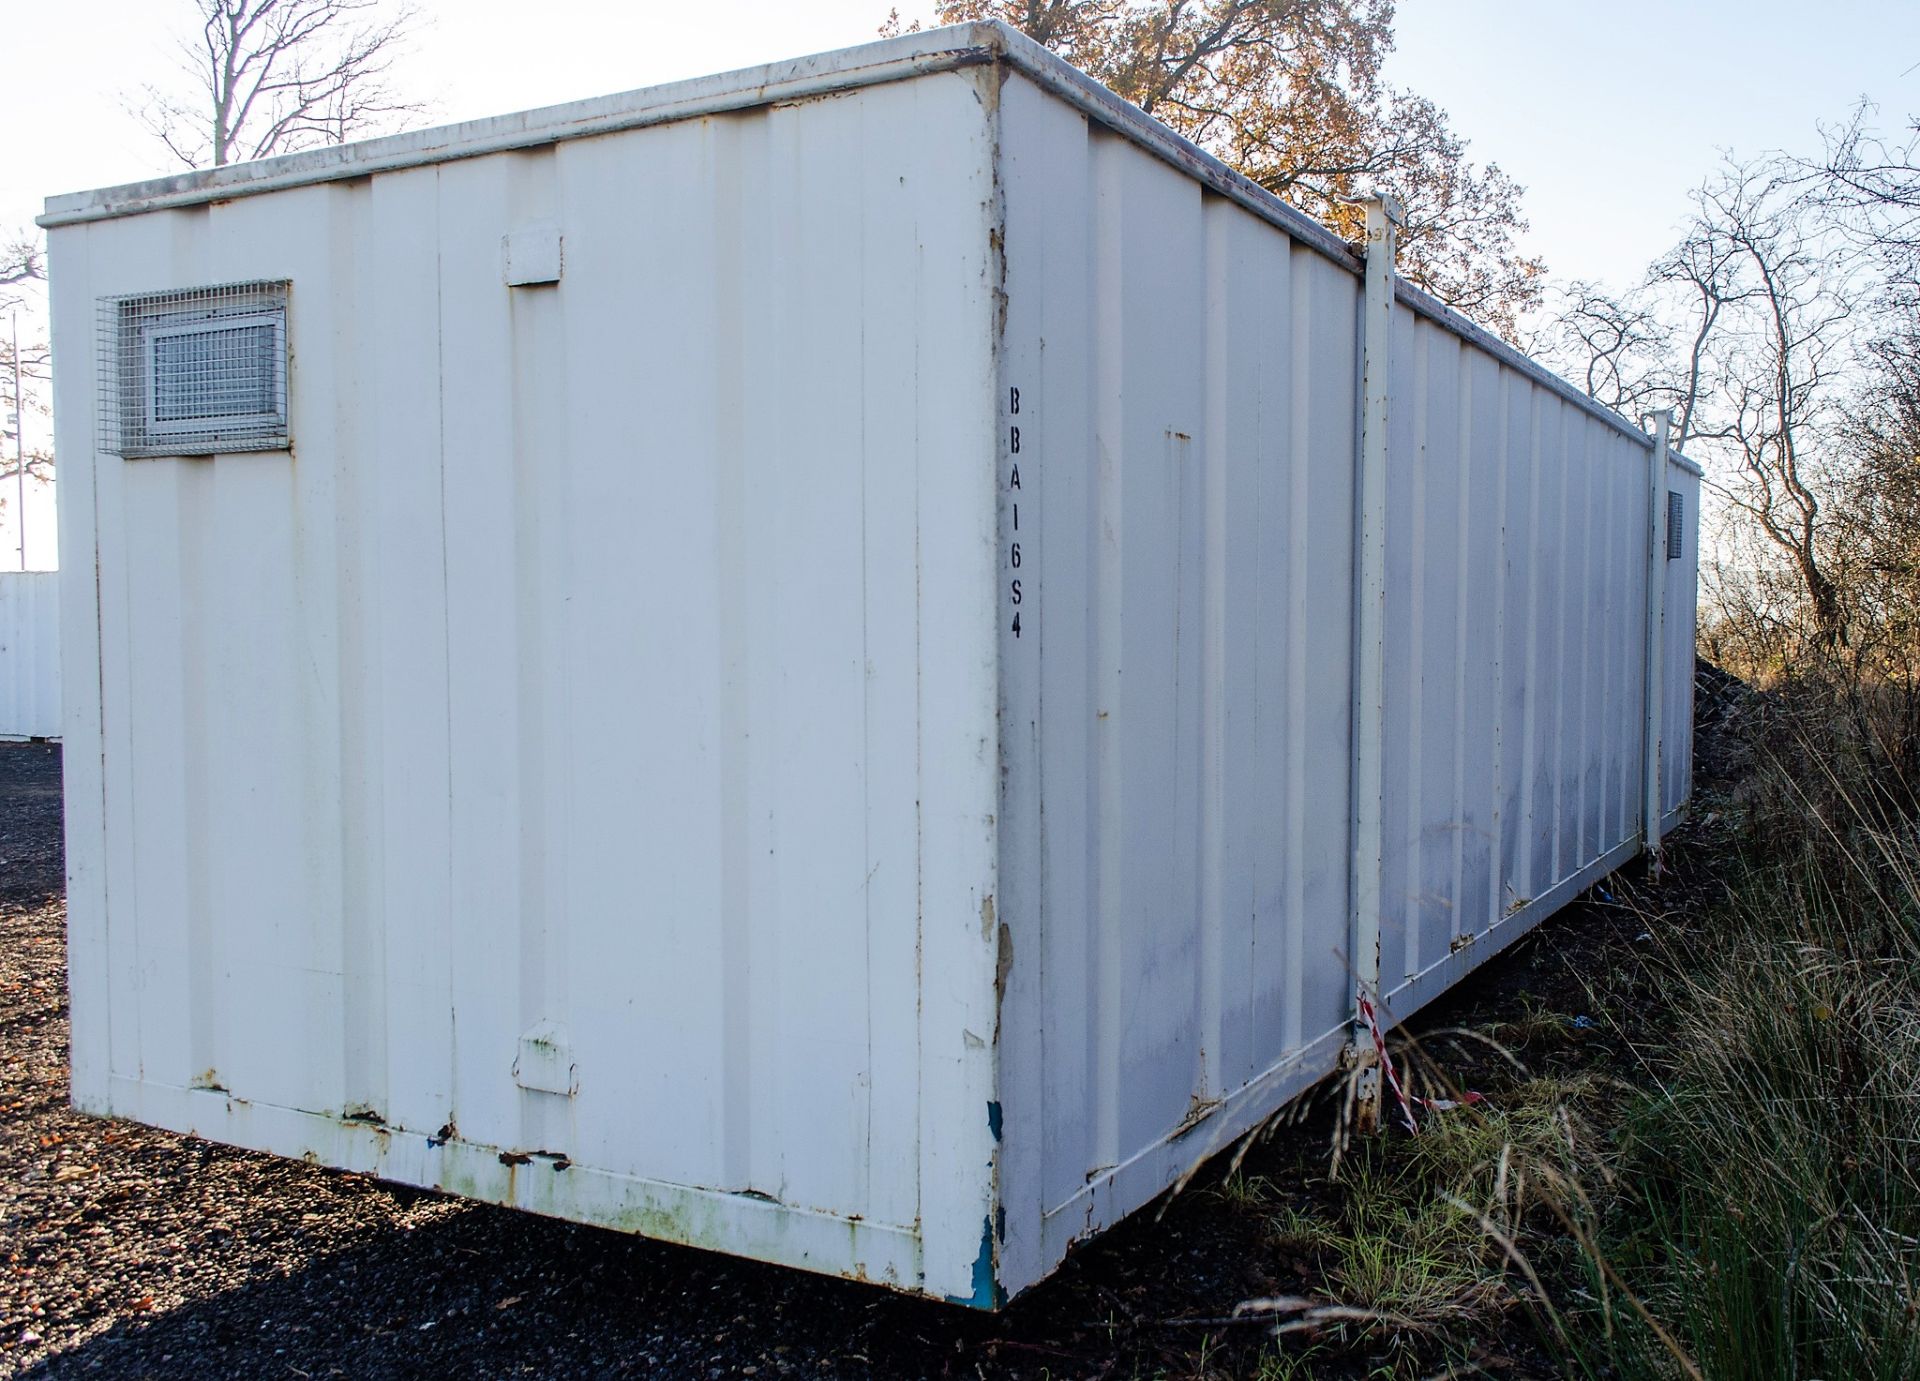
[1211,668,1920,1379]
[1554,687,1920,1379]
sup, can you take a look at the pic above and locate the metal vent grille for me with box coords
[99,281,291,457]
[1666,490,1684,560]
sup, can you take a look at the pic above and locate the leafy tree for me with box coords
[894,0,1543,337]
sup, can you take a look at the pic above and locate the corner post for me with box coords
[1641,410,1673,865]
[1351,193,1402,1134]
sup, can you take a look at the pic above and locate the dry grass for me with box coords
[1555,730,1920,1380]
[1210,661,1920,1381]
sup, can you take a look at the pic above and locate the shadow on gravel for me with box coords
[0,742,63,913]
[19,1168,1261,1379]
[21,1203,980,1379]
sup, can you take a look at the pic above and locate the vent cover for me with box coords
[1666,490,1684,560]
[100,281,290,457]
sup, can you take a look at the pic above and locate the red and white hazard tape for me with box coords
[1356,988,1485,1133]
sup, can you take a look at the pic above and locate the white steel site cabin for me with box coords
[42,23,1698,1306]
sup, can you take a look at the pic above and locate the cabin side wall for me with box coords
[992,72,1364,1293]
[993,71,1693,1298]
[1374,305,1660,1024]
[52,69,1004,1301]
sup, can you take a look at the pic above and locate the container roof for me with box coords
[40,20,1690,463]
[43,24,1162,231]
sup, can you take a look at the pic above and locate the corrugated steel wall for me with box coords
[52,68,1004,1301]
[990,69,1696,1292]
[0,572,60,739]
[993,77,1362,1285]
[1376,303,1659,1014]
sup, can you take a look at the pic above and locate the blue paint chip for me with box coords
[944,1216,1004,1310]
[987,1100,1002,1142]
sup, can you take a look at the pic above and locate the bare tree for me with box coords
[1529,279,1673,418]
[1530,238,1752,459]
[1536,99,1920,673]
[1647,216,1757,453]
[0,236,42,313]
[1679,160,1860,645]
[0,235,51,495]
[1539,151,1866,647]
[0,338,54,488]
[1827,326,1920,671]
[1798,105,1920,298]
[136,0,425,169]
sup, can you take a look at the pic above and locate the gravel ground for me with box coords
[0,742,1308,1380]
[0,734,1712,1379]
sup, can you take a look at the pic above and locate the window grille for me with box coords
[99,281,290,457]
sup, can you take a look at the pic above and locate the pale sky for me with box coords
[4,0,1917,566]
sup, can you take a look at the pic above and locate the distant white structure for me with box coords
[41,22,1696,1307]
[0,570,59,740]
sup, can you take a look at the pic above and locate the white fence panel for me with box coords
[0,572,60,740]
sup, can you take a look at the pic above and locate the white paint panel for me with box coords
[0,573,60,739]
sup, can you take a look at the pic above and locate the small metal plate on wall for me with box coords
[502,224,564,287]
[513,1020,578,1096]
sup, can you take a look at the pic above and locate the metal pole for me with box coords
[1641,410,1672,865]
[1351,193,1401,1134]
